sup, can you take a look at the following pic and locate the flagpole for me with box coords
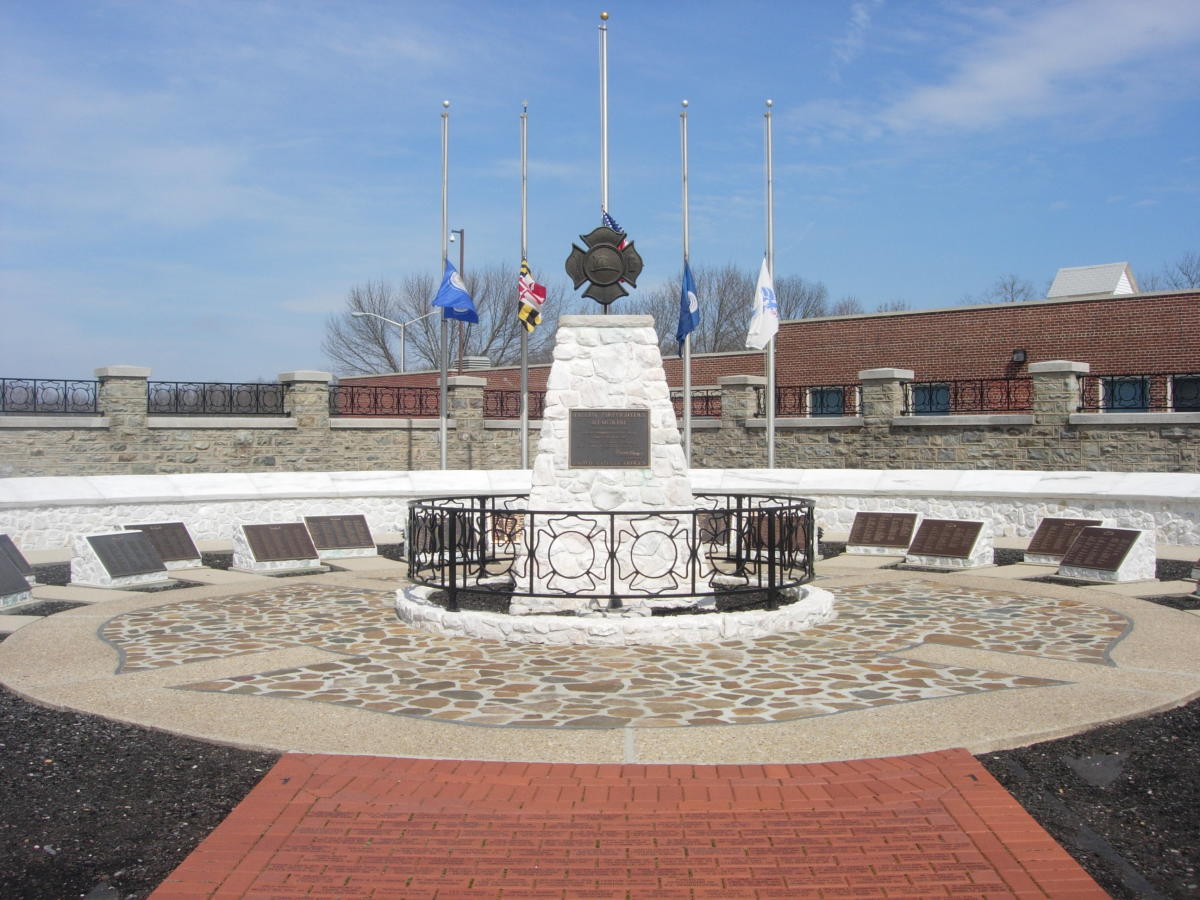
[764,98,776,470]
[680,99,692,467]
[598,10,610,315]
[519,101,530,469]
[440,100,450,471]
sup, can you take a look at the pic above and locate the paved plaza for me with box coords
[2,554,1197,897]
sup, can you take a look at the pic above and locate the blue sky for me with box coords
[2,0,1198,381]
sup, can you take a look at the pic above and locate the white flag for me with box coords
[745,258,779,350]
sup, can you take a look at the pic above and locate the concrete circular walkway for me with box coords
[3,556,1198,764]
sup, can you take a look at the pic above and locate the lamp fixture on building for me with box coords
[1011,349,1027,364]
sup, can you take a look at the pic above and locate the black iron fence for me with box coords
[1078,373,1200,412]
[147,381,285,416]
[329,384,440,417]
[408,492,815,612]
[1,378,99,415]
[483,389,547,419]
[671,388,722,418]
[903,377,1032,415]
[755,384,862,417]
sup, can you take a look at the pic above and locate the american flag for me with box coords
[602,211,627,248]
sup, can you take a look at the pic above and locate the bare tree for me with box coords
[1141,251,1200,291]
[323,264,565,375]
[829,295,864,316]
[874,299,911,312]
[775,274,829,320]
[961,273,1037,305]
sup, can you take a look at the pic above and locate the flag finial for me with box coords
[600,10,609,20]
[681,99,689,108]
[442,99,450,109]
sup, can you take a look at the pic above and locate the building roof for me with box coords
[1046,262,1138,299]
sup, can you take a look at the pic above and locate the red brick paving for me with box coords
[149,750,1107,899]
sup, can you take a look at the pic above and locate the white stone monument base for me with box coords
[1057,529,1157,583]
[231,529,327,576]
[164,557,204,571]
[1022,552,1065,566]
[905,530,994,570]
[846,545,909,556]
[316,547,377,560]
[396,584,835,646]
[70,533,173,589]
[1,588,32,610]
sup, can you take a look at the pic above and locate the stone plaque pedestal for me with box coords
[513,315,697,615]
[904,519,993,569]
[231,525,329,576]
[1056,527,1156,583]
[845,512,920,555]
[70,532,173,589]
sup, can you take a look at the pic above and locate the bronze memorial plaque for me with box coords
[304,515,374,550]
[0,552,30,597]
[126,522,200,562]
[568,409,651,469]
[848,512,918,549]
[1059,526,1139,571]
[907,519,983,559]
[0,534,33,577]
[1026,518,1103,557]
[87,533,167,578]
[243,523,319,562]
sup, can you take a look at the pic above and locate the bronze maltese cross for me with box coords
[564,225,644,307]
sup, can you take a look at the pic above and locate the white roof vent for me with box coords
[1047,262,1138,299]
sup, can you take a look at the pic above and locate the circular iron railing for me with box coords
[407,492,816,613]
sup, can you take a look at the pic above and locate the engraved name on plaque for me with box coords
[1059,527,1139,571]
[304,515,374,551]
[1025,518,1103,559]
[848,512,918,550]
[907,520,983,559]
[243,523,319,562]
[0,534,33,577]
[88,533,167,578]
[126,522,200,562]
[568,408,651,469]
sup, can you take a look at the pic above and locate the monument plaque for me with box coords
[848,512,918,549]
[87,533,166,578]
[304,515,374,551]
[568,408,651,469]
[908,520,983,559]
[1026,518,1103,558]
[0,534,33,577]
[0,552,31,600]
[1059,527,1139,571]
[126,522,200,562]
[243,524,319,562]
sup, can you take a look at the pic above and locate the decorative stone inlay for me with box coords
[97,580,1129,729]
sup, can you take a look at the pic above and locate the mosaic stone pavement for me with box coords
[97,580,1130,729]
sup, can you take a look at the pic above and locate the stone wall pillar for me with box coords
[858,368,914,424]
[1029,360,1089,426]
[447,375,486,469]
[278,370,331,429]
[717,375,766,422]
[95,365,150,431]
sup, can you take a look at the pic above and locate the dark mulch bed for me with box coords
[11,600,87,617]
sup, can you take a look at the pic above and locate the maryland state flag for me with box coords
[517,259,547,333]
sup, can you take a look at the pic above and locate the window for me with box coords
[810,387,845,417]
[910,383,950,415]
[1102,377,1148,411]
[1172,375,1200,412]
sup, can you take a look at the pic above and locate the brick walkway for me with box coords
[150,750,1106,899]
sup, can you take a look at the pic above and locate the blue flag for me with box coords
[676,260,699,352]
[431,259,479,323]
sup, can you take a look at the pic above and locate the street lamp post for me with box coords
[351,309,438,374]
[449,228,466,373]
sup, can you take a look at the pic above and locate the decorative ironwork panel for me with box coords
[670,389,721,418]
[147,382,284,416]
[904,378,1032,415]
[756,385,861,418]
[1,378,98,415]
[1078,373,1194,413]
[329,384,440,417]
[483,390,546,419]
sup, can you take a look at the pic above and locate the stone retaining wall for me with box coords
[1,362,1196,477]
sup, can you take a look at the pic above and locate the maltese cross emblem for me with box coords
[564,225,645,307]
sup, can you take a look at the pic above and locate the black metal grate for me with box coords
[329,384,440,417]
[1,378,99,415]
[147,382,285,416]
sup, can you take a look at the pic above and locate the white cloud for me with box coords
[830,0,884,78]
[882,0,1200,132]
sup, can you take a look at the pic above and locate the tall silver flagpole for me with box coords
[519,102,530,469]
[599,11,609,219]
[765,98,776,469]
[440,100,450,470]
[680,99,692,466]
